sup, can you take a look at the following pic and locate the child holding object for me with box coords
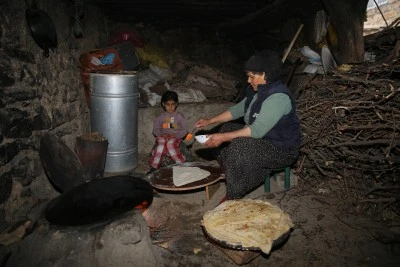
[148,91,188,174]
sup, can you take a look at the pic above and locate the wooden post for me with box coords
[282,24,304,63]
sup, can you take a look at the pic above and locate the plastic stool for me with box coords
[264,167,291,192]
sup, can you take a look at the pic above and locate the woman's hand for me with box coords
[204,127,251,147]
[195,111,232,130]
[195,118,211,129]
[204,133,225,147]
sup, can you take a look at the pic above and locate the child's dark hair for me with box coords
[161,91,179,104]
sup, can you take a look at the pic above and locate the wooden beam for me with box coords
[217,0,322,39]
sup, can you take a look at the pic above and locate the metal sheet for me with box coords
[39,132,85,193]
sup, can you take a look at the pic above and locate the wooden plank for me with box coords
[205,182,220,200]
[205,232,260,265]
[215,245,260,265]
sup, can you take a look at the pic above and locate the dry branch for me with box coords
[296,53,400,215]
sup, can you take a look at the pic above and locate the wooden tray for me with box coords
[148,162,224,191]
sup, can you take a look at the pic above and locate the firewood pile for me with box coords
[296,32,399,215]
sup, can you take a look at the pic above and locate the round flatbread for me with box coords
[202,199,293,254]
[172,166,211,186]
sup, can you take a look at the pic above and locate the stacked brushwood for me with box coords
[296,54,400,215]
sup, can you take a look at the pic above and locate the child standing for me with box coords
[148,91,188,174]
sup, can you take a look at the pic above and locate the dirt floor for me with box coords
[1,158,398,267]
[135,160,400,267]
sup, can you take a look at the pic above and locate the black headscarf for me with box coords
[244,50,282,82]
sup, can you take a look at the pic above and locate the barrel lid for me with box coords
[39,133,85,193]
[88,70,137,75]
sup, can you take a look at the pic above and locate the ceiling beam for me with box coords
[217,0,322,38]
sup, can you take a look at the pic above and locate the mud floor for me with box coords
[1,158,399,267]
[136,159,400,267]
[141,183,399,267]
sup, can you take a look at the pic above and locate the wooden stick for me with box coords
[359,197,397,203]
[282,24,304,63]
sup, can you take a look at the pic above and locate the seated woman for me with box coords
[195,50,301,200]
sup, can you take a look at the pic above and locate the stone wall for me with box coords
[0,1,235,225]
[0,0,109,223]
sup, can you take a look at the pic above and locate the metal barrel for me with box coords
[89,71,139,173]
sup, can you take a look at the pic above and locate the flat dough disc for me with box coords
[172,166,211,186]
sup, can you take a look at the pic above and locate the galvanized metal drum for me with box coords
[89,71,139,173]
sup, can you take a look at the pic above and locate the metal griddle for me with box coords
[39,132,154,226]
[202,225,291,252]
[148,162,224,191]
[45,175,154,226]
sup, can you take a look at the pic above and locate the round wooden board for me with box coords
[148,162,224,191]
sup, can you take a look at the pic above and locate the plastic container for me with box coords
[195,135,210,144]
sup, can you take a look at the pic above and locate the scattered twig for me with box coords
[359,197,397,203]
[366,185,400,195]
[328,207,362,232]
[373,200,397,216]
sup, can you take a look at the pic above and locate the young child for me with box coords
[148,91,188,174]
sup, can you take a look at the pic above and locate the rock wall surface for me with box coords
[0,0,109,223]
